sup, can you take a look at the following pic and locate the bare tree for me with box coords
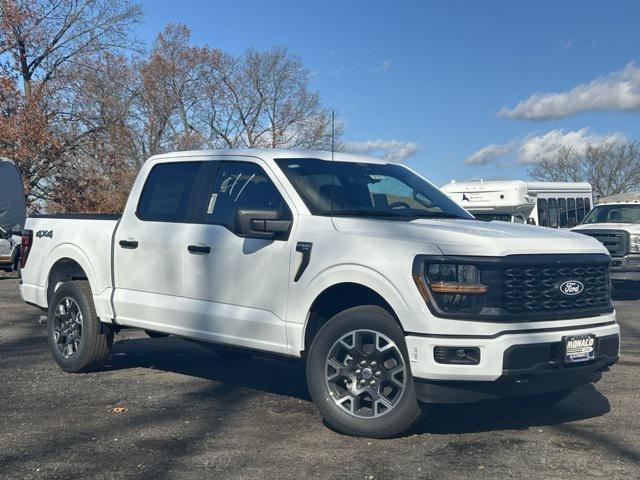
[0,0,143,210]
[202,46,339,150]
[136,23,219,155]
[0,0,142,95]
[0,12,339,213]
[529,142,640,198]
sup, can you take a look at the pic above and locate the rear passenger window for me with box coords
[137,162,203,222]
[568,198,577,226]
[558,198,568,228]
[537,198,548,227]
[548,198,558,228]
[577,198,585,223]
[204,162,291,231]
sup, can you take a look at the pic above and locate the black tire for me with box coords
[47,281,114,373]
[11,249,19,272]
[306,305,422,438]
[504,389,574,409]
[145,330,169,338]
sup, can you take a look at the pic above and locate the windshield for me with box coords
[581,204,640,224]
[275,159,474,220]
[473,213,513,223]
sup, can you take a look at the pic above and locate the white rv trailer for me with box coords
[441,180,593,228]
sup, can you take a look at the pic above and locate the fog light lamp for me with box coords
[434,346,480,365]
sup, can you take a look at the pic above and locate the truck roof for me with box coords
[598,192,640,204]
[441,179,592,194]
[147,149,390,165]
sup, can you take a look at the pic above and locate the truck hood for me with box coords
[332,217,609,257]
[573,223,640,233]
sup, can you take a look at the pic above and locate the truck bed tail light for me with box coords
[20,229,33,269]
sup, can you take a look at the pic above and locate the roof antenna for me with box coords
[330,110,335,216]
[331,110,335,161]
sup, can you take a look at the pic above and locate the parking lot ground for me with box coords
[1,273,639,480]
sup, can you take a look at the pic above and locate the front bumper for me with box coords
[405,321,620,403]
[610,254,640,281]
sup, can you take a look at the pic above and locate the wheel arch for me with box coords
[296,263,412,357]
[43,245,97,307]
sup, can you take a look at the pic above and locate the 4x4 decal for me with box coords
[36,230,54,239]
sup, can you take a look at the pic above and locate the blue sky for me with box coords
[137,0,640,185]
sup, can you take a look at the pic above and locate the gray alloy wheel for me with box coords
[47,281,113,373]
[52,297,84,358]
[325,329,406,418]
[306,305,422,438]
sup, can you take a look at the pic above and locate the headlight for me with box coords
[630,234,640,253]
[414,263,488,313]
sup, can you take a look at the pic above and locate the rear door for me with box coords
[113,161,210,332]
[181,159,294,353]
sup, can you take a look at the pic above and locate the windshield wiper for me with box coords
[403,211,467,220]
[318,209,409,218]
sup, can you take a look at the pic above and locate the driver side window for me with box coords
[203,162,291,231]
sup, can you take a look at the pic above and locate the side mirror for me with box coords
[235,209,291,240]
[526,218,537,225]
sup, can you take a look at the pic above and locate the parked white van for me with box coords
[441,180,593,228]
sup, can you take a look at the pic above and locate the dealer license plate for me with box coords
[563,334,596,363]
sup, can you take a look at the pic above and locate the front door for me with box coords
[181,160,294,353]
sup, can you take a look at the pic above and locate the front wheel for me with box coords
[306,306,422,438]
[47,281,114,373]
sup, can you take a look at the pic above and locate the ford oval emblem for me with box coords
[559,280,584,296]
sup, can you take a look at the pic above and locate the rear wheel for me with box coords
[47,281,114,373]
[306,305,422,438]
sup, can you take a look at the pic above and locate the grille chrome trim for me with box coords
[575,229,629,257]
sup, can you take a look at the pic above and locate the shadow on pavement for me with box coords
[105,335,612,437]
[416,384,610,435]
[106,335,311,401]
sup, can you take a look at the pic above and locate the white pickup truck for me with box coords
[573,193,640,285]
[20,149,620,438]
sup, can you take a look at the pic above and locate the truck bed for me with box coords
[20,215,120,321]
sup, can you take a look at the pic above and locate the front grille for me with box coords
[503,264,610,314]
[415,253,614,321]
[577,230,628,257]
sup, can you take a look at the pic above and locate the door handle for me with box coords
[188,245,211,254]
[119,240,138,249]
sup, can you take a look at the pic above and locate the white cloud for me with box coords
[498,63,640,120]
[518,128,627,164]
[378,59,392,72]
[465,128,628,165]
[343,140,419,162]
[465,142,516,165]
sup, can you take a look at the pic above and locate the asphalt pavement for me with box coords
[1,272,639,479]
